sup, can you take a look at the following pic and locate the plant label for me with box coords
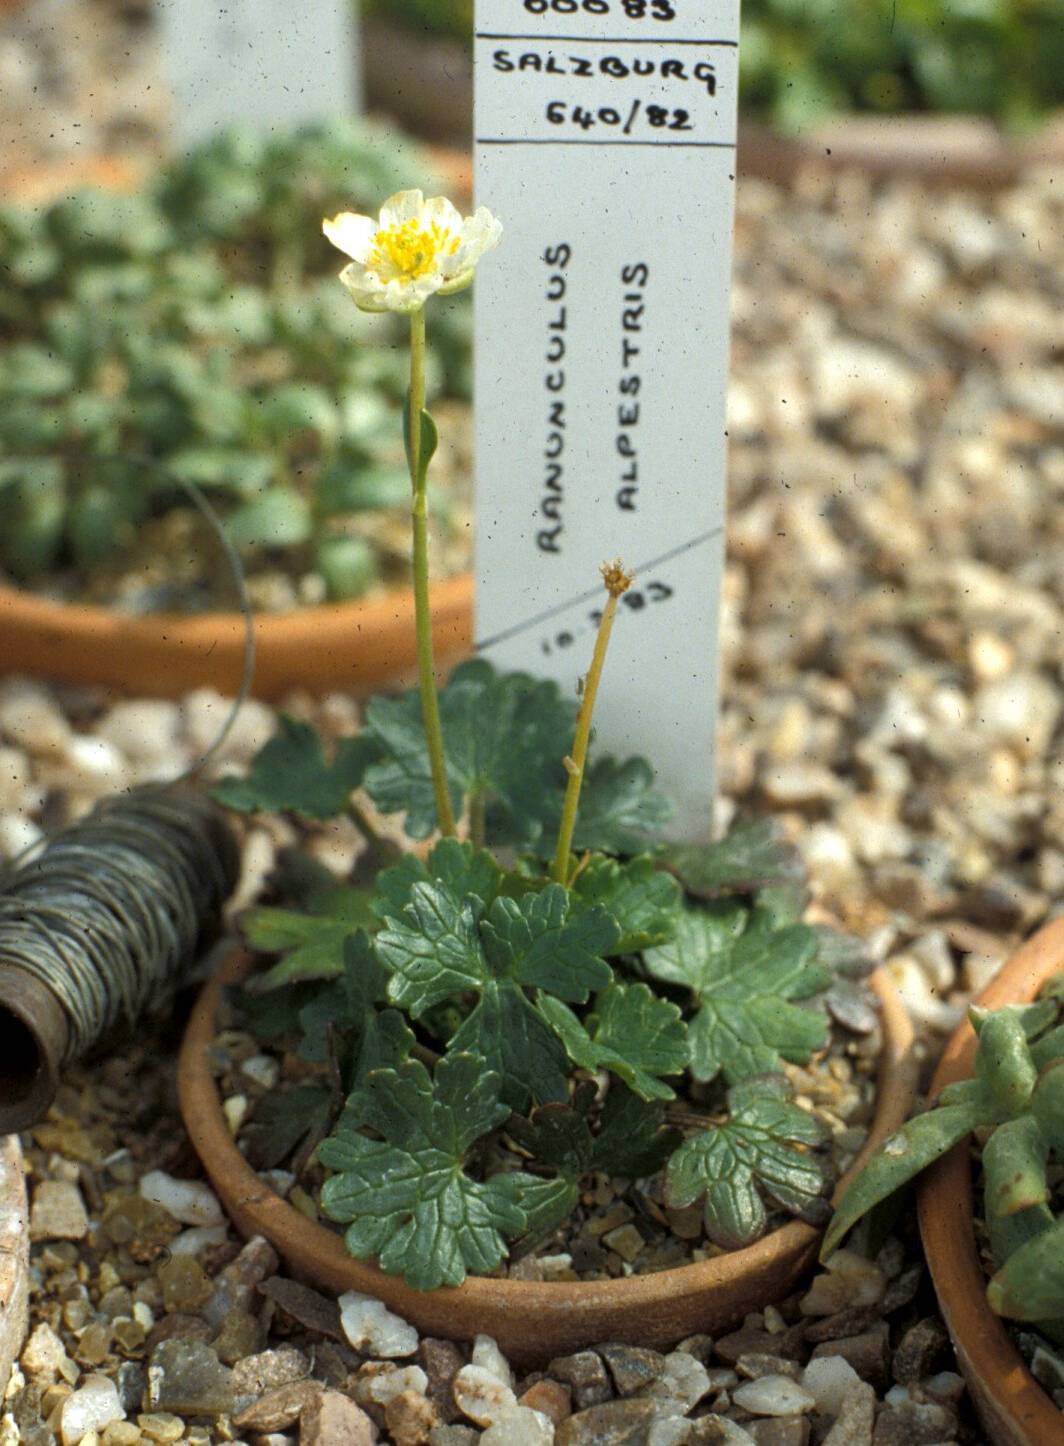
[156,0,360,144]
[474,0,740,840]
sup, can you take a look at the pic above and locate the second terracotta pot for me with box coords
[918,916,1064,1446]
[179,948,917,1365]
[0,574,472,700]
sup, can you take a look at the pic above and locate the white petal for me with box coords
[421,194,464,237]
[323,212,376,263]
[448,207,503,276]
[379,189,425,229]
[338,262,392,312]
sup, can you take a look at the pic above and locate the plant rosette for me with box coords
[0,122,476,697]
[176,180,915,1361]
[180,809,915,1361]
[825,916,1064,1446]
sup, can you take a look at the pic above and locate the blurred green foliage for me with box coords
[362,0,1064,131]
[0,119,472,604]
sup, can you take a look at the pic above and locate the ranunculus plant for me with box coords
[217,190,880,1291]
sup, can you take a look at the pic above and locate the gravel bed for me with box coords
[0,161,1061,1444]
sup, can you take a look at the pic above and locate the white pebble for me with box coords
[169,1224,230,1256]
[0,814,42,860]
[801,1355,862,1418]
[472,1334,513,1389]
[96,700,181,765]
[642,1353,711,1412]
[731,1376,816,1417]
[362,1364,428,1405]
[0,679,71,757]
[21,1323,71,1382]
[884,957,963,1032]
[140,1170,224,1226]
[923,1371,965,1402]
[801,1250,886,1315]
[647,1418,693,1446]
[59,1374,124,1445]
[0,746,32,810]
[481,1406,554,1446]
[63,735,126,790]
[182,689,276,764]
[240,1054,280,1090]
[453,1364,518,1426]
[339,1291,418,1358]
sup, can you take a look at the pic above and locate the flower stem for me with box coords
[408,307,456,838]
[551,561,634,886]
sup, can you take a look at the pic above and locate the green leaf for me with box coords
[591,1086,681,1178]
[402,396,438,490]
[450,982,569,1110]
[988,1215,1064,1322]
[318,461,410,516]
[479,886,616,1001]
[363,659,575,844]
[242,1085,333,1171]
[227,488,313,549]
[254,382,338,441]
[659,818,804,899]
[566,757,673,856]
[168,448,275,497]
[538,982,687,1102]
[377,881,615,1110]
[822,1101,986,1259]
[318,1053,524,1289]
[982,1115,1050,1220]
[241,894,377,988]
[377,881,485,1018]
[372,838,504,922]
[0,343,74,398]
[644,904,829,1085]
[499,1174,578,1243]
[316,536,378,601]
[570,855,682,953]
[507,1093,596,1180]
[215,716,379,819]
[973,1010,1038,1115]
[666,1078,827,1250]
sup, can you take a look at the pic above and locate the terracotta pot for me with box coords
[918,916,1064,1446]
[179,947,917,1364]
[0,574,472,700]
[0,1134,29,1397]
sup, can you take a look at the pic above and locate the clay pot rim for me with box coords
[0,572,473,700]
[179,944,917,1353]
[918,916,1064,1446]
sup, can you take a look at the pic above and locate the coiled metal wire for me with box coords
[0,789,239,1063]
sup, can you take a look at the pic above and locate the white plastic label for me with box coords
[473,0,740,840]
[157,0,359,145]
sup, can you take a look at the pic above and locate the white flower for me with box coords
[323,189,502,313]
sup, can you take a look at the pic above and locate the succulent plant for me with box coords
[825,975,1064,1333]
[0,119,471,603]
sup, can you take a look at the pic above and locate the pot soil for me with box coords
[179,946,917,1364]
[0,574,472,700]
[918,915,1064,1446]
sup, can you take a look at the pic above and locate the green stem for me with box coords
[409,307,456,838]
[469,789,486,851]
[346,799,400,867]
[551,586,623,886]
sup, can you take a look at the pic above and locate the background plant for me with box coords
[0,120,471,602]
[825,977,1064,1335]
[361,0,1064,131]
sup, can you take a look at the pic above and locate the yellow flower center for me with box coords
[369,219,460,282]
